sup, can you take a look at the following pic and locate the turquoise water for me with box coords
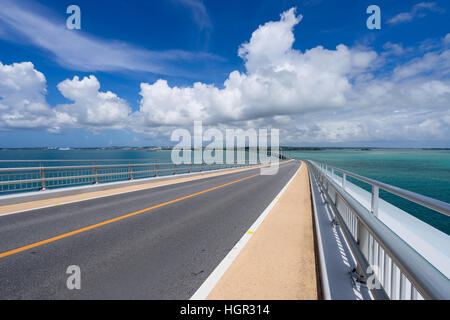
[0,149,173,165]
[0,149,260,193]
[0,149,260,165]
[284,149,450,235]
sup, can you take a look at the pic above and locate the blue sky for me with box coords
[0,0,449,147]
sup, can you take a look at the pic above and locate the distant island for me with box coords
[0,147,448,151]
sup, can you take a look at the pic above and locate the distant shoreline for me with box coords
[0,147,449,151]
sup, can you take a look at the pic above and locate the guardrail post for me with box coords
[39,163,46,191]
[129,163,134,180]
[371,185,379,217]
[94,166,99,184]
[342,173,346,190]
[357,221,370,271]
[173,164,177,175]
[155,164,158,177]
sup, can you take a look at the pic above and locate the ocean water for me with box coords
[0,149,263,194]
[0,149,449,234]
[283,149,450,235]
[0,149,173,165]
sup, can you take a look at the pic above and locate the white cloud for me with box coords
[382,42,406,56]
[136,8,377,126]
[282,107,450,144]
[54,76,131,130]
[387,2,444,25]
[0,61,53,129]
[134,7,450,144]
[444,33,450,45]
[0,0,219,75]
[0,63,130,133]
[392,49,450,80]
[1,7,449,146]
[172,0,212,30]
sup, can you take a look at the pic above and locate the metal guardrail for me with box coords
[307,160,450,300]
[0,161,257,194]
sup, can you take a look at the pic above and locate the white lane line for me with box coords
[190,161,302,300]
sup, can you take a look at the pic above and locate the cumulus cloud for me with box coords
[134,7,450,144]
[54,76,131,130]
[0,61,53,129]
[1,7,450,145]
[0,63,130,133]
[136,8,377,126]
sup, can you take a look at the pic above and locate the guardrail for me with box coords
[0,161,256,195]
[307,160,450,300]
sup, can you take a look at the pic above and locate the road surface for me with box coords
[0,161,300,299]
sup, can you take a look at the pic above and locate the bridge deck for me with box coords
[206,163,318,300]
[0,160,308,299]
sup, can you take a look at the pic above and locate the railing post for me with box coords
[342,173,346,190]
[391,262,397,299]
[129,163,134,180]
[39,162,46,191]
[155,164,159,177]
[371,185,379,217]
[94,166,99,184]
[173,164,176,175]
[357,221,370,265]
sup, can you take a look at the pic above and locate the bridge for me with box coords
[0,159,448,300]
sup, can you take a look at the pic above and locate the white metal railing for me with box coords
[0,160,256,194]
[307,160,450,300]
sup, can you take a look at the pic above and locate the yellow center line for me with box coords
[0,161,295,259]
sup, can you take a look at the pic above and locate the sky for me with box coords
[0,0,449,148]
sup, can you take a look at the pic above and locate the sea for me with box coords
[0,148,449,235]
[284,149,450,235]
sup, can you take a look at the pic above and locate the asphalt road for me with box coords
[0,160,300,299]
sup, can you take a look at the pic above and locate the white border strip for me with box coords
[190,161,301,300]
[308,165,331,300]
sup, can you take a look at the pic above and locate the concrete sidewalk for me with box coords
[207,163,318,300]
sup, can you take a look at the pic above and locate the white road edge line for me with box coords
[190,161,302,300]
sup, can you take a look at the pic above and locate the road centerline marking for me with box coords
[0,161,294,260]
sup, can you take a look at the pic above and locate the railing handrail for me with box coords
[312,161,450,217]
[307,160,450,300]
[0,161,257,194]
[0,159,164,162]
[0,162,212,172]
[0,166,216,186]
